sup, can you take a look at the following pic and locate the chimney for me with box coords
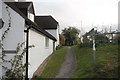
[18,0,26,2]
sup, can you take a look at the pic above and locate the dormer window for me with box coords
[9,2,35,22]
[28,12,34,22]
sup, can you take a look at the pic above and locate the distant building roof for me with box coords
[35,16,58,29]
[4,2,57,41]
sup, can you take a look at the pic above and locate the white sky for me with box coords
[27,0,119,33]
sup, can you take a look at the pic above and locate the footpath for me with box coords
[55,47,76,78]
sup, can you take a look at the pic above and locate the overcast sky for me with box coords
[27,0,119,33]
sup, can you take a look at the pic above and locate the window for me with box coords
[28,12,34,22]
[45,37,49,48]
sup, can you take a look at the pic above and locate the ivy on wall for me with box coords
[1,6,11,51]
[0,6,11,65]
[2,6,11,40]
[0,6,12,65]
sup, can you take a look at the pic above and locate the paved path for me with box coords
[55,47,76,78]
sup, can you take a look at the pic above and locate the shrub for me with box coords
[56,45,62,50]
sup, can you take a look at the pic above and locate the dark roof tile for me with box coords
[35,16,58,29]
[5,2,35,16]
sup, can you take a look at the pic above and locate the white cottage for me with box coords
[0,0,59,78]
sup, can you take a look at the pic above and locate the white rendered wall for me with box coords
[2,2,25,76]
[0,0,2,78]
[46,28,59,47]
[46,29,57,40]
[0,1,1,18]
[2,0,15,2]
[2,3,25,50]
[18,0,26,2]
[0,0,2,47]
[28,29,54,78]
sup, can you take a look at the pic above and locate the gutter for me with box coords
[24,26,32,80]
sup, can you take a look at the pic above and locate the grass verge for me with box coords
[40,47,67,78]
[72,44,118,78]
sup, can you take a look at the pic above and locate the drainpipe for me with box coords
[24,26,32,80]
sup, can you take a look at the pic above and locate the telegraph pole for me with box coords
[87,27,97,70]
[92,28,96,70]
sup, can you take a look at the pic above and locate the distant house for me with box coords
[0,0,59,78]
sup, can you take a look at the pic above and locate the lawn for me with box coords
[40,47,67,78]
[72,43,118,78]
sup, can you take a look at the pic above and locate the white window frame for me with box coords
[28,12,34,22]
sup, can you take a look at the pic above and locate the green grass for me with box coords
[40,47,67,78]
[72,43,118,78]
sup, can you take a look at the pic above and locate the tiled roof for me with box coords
[35,16,58,29]
[5,2,35,16]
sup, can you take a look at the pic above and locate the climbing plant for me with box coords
[2,6,11,41]
[2,43,34,79]
[0,6,12,69]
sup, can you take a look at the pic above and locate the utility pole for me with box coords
[87,27,96,70]
[92,28,96,70]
